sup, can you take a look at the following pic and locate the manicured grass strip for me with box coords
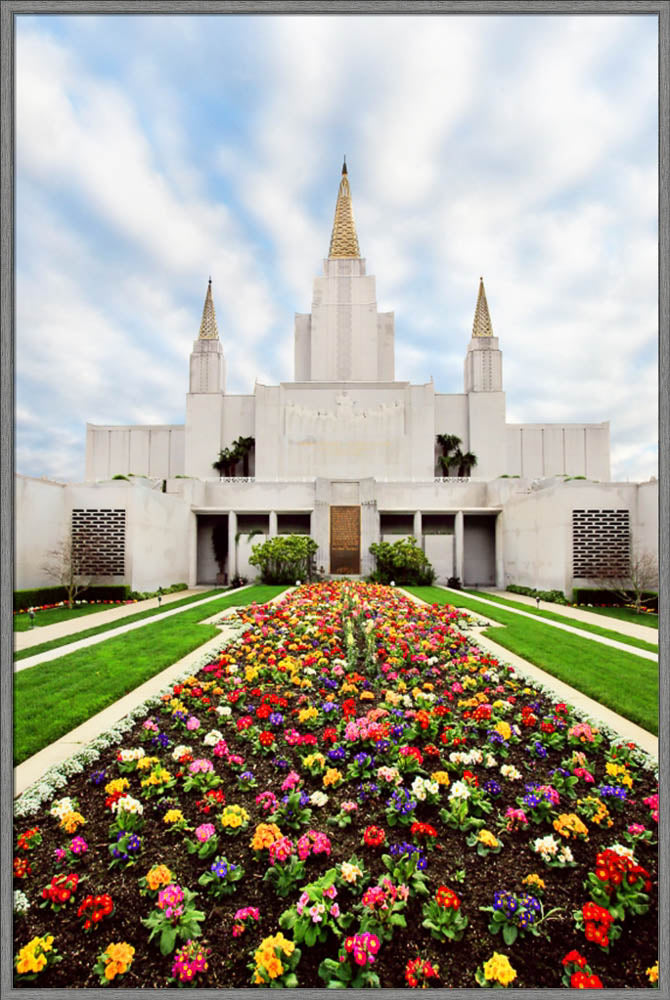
[406,587,658,737]
[14,602,129,632]
[14,590,222,661]
[14,585,286,766]
[572,605,658,630]
[462,590,658,653]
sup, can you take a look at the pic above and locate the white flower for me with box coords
[485,754,498,768]
[559,846,575,864]
[532,835,559,857]
[500,764,522,781]
[449,780,471,802]
[203,730,224,746]
[118,747,145,762]
[607,843,635,860]
[49,797,76,819]
[14,890,30,915]
[215,706,232,718]
[310,791,329,807]
[112,794,143,816]
[172,744,192,761]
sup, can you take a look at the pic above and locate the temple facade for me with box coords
[16,163,657,595]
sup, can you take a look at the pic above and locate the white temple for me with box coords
[16,162,657,594]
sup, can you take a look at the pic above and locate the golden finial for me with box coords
[198,277,220,340]
[328,160,360,258]
[472,276,494,338]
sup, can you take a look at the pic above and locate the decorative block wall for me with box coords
[71,508,126,575]
[572,509,630,577]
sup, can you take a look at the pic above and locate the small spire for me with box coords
[328,160,360,258]
[472,276,494,338]
[198,278,220,340]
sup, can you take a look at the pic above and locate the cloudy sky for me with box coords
[15,12,658,483]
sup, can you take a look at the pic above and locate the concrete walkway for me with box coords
[403,590,658,759]
[14,589,294,798]
[15,587,213,651]
[438,588,657,662]
[480,588,658,643]
[14,585,254,673]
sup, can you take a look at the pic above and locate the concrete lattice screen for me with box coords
[572,509,630,577]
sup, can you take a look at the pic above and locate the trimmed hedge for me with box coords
[506,584,568,605]
[572,588,658,611]
[13,585,131,611]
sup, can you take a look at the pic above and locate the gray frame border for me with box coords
[0,2,667,998]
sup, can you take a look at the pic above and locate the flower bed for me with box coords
[13,582,658,988]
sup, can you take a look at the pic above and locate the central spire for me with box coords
[472,276,494,338]
[198,277,220,340]
[328,158,361,258]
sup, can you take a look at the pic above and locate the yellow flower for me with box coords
[431,771,450,786]
[164,809,184,825]
[323,768,343,788]
[522,873,546,891]
[646,963,659,984]
[60,811,86,834]
[483,953,517,987]
[145,864,173,890]
[105,777,130,796]
[103,942,135,980]
[478,829,499,849]
[494,721,511,741]
[553,813,589,840]
[298,706,318,723]
[250,823,283,850]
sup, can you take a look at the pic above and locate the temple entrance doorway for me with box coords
[330,505,361,574]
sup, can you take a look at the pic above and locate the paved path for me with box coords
[438,588,657,662]
[15,587,213,651]
[402,589,658,759]
[14,585,254,673]
[14,589,294,798]
[483,589,658,643]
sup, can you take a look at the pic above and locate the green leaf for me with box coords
[502,923,518,946]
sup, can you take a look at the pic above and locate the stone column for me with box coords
[455,510,464,584]
[495,513,504,589]
[312,479,331,574]
[360,478,379,577]
[413,510,422,547]
[228,510,237,581]
[188,511,198,588]
[269,511,278,538]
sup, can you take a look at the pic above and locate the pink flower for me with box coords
[186,717,201,731]
[195,823,216,843]
[628,823,646,835]
[189,758,214,774]
[281,770,301,791]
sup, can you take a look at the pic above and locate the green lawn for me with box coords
[14,602,124,632]
[406,587,658,737]
[461,590,658,653]
[573,604,658,630]
[14,585,286,766]
[14,590,222,661]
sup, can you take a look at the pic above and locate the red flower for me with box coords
[13,857,31,878]
[259,731,275,747]
[435,886,460,909]
[363,825,386,848]
[562,951,587,968]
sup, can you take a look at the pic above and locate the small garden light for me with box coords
[28,608,35,628]
[157,586,163,607]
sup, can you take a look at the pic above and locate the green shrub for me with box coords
[506,584,568,605]
[369,537,435,586]
[572,588,658,611]
[249,535,318,584]
[14,585,131,611]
